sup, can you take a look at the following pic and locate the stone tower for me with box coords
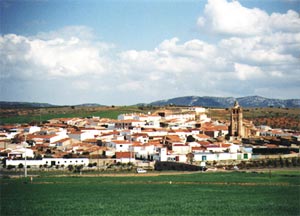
[229,101,243,137]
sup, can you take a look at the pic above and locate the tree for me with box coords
[12,134,24,144]
[97,140,103,146]
[68,165,74,171]
[35,154,43,160]
[279,157,284,168]
[7,165,15,170]
[285,158,290,167]
[75,165,83,173]
[272,159,278,168]
[186,135,196,142]
[186,153,194,164]
[45,149,52,154]
[291,157,297,167]
[18,163,24,169]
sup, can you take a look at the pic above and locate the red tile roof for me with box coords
[116,152,134,159]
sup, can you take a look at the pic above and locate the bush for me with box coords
[155,161,202,171]
[68,165,74,171]
[285,158,290,167]
[74,165,83,173]
[7,165,15,170]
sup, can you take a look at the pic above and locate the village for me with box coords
[1,102,300,173]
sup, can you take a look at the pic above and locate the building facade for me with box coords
[229,101,244,137]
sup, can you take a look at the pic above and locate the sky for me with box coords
[0,0,300,105]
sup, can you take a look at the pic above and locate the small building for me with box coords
[115,152,135,163]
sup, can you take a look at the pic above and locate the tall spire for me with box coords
[234,100,239,108]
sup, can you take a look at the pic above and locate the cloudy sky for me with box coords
[1,0,299,105]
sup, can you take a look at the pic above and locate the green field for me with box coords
[0,106,154,124]
[1,171,300,216]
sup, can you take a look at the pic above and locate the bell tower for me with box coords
[230,101,243,137]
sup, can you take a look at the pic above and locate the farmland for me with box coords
[1,170,299,216]
[1,105,300,130]
[0,106,156,124]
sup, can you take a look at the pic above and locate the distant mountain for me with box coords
[0,101,57,109]
[149,96,300,108]
[75,103,104,107]
[0,102,105,109]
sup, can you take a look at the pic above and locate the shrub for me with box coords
[68,165,74,171]
[285,158,290,167]
[154,161,202,171]
[7,165,15,170]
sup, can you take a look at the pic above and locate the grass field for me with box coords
[1,171,299,216]
[0,106,153,124]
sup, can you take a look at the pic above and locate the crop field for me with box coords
[0,106,155,124]
[1,171,300,216]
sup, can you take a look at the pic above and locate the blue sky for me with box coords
[1,0,300,105]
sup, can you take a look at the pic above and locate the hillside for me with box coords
[150,96,300,108]
[0,101,104,109]
[0,101,57,109]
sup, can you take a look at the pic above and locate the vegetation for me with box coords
[209,107,300,130]
[1,171,299,216]
[0,106,158,124]
[1,105,300,130]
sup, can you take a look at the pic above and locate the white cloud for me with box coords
[234,63,264,80]
[270,10,300,33]
[270,71,283,78]
[198,0,300,36]
[36,25,96,41]
[1,12,300,105]
[0,31,113,79]
[119,37,219,78]
[71,80,90,90]
[219,34,299,65]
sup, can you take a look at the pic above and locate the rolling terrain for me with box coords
[149,96,300,108]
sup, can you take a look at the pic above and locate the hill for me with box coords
[149,96,300,108]
[0,101,104,109]
[0,101,57,109]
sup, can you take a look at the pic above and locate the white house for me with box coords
[115,152,135,163]
[130,142,157,159]
[165,113,195,121]
[7,147,34,159]
[172,144,190,155]
[68,131,95,141]
[24,126,41,134]
[6,158,89,167]
[107,140,132,152]
[193,152,252,162]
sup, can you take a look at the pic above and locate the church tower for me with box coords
[229,101,243,137]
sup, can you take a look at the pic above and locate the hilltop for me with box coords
[149,96,300,108]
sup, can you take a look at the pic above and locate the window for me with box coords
[202,156,207,161]
[244,154,248,159]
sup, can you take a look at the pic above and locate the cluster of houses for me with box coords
[1,105,299,169]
